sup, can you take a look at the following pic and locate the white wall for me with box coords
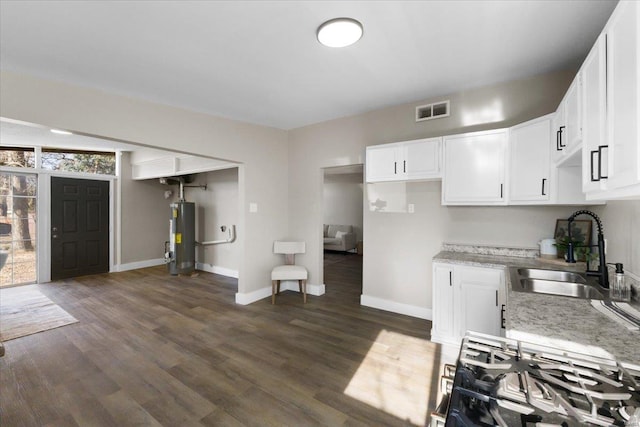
[323,172,363,242]
[0,70,288,300]
[288,69,580,315]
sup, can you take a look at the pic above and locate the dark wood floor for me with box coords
[0,253,441,426]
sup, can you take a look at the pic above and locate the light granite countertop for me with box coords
[434,247,640,365]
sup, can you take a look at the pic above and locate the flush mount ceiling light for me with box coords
[317,18,363,48]
[50,129,72,135]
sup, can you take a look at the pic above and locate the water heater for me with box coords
[167,201,195,275]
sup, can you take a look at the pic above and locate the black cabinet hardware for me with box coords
[394,161,397,174]
[500,184,503,198]
[556,130,562,151]
[598,145,608,179]
[591,150,599,181]
[403,160,406,173]
[541,178,547,195]
[559,126,566,148]
[495,290,498,306]
[500,304,506,328]
[449,271,452,286]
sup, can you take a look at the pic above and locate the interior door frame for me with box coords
[38,172,116,283]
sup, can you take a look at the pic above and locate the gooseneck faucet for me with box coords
[566,210,609,288]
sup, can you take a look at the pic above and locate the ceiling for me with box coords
[0,1,618,130]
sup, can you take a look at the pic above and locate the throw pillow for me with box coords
[335,231,347,239]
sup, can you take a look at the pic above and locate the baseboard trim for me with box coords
[115,258,165,272]
[360,295,432,320]
[196,263,239,279]
[235,281,325,305]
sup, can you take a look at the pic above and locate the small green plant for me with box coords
[554,236,591,262]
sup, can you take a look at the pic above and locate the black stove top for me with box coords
[445,332,640,427]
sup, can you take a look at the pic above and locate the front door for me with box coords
[51,177,109,280]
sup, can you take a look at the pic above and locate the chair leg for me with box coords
[277,280,281,294]
[302,279,307,304]
[272,280,277,304]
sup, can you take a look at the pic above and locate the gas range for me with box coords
[431,332,640,426]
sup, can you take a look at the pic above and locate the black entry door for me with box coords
[51,177,110,280]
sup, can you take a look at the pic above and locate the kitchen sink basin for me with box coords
[519,279,604,299]
[510,267,607,300]
[516,268,586,283]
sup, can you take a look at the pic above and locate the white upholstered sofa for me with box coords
[323,224,357,252]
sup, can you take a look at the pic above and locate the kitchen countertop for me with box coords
[434,249,640,365]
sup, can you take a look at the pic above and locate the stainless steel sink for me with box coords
[519,279,604,299]
[510,267,606,300]
[516,268,586,283]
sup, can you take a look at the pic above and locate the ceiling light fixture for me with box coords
[50,129,73,135]
[317,18,363,48]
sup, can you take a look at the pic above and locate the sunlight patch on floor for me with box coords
[343,329,438,425]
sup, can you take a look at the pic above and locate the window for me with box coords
[0,172,37,287]
[0,147,35,168]
[41,148,116,175]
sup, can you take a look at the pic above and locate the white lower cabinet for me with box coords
[432,262,505,346]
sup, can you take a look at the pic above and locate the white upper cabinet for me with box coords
[365,137,441,183]
[553,76,582,165]
[442,129,508,205]
[509,115,552,203]
[581,33,608,195]
[605,0,640,197]
[580,0,640,200]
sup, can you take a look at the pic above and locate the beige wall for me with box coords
[120,152,169,264]
[323,173,364,242]
[288,69,582,312]
[0,70,289,297]
[187,168,240,273]
[593,201,640,275]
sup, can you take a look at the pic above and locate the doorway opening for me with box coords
[322,165,363,302]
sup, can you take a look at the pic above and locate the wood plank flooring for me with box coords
[0,253,442,426]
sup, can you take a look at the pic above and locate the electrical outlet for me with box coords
[408,203,415,213]
[249,202,258,213]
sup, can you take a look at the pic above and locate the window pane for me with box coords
[0,148,35,168]
[41,150,115,175]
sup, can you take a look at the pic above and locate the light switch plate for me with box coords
[249,202,258,213]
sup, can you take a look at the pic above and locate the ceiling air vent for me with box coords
[416,100,450,122]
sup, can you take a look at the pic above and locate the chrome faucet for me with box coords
[566,210,609,288]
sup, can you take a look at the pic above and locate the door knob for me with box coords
[52,227,58,232]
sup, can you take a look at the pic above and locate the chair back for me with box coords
[274,241,305,265]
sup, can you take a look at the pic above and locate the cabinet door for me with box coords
[564,77,582,153]
[456,266,503,338]
[366,144,402,182]
[582,34,608,194]
[509,117,551,202]
[551,105,566,164]
[606,0,640,192]
[443,130,507,205]
[432,264,456,343]
[404,137,441,179]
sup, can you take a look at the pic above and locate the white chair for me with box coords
[271,241,308,304]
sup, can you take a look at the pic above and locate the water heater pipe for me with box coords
[198,225,236,246]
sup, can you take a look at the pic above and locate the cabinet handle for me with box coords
[541,178,547,196]
[598,145,608,179]
[501,304,506,328]
[500,183,503,198]
[449,271,452,286]
[394,161,397,174]
[590,150,600,182]
[559,126,566,148]
[556,130,562,151]
[495,290,498,306]
[403,160,406,173]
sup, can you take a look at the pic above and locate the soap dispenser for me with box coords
[610,263,630,302]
